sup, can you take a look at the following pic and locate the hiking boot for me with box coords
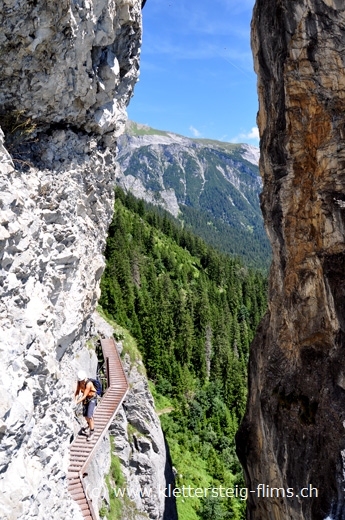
[87,429,95,442]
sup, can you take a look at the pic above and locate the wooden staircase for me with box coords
[68,338,129,519]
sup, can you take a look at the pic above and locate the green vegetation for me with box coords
[102,439,125,519]
[99,505,108,518]
[0,109,37,167]
[148,380,174,413]
[100,187,268,519]
[125,120,172,137]
[117,132,271,270]
[180,203,270,270]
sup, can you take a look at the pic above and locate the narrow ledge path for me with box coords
[67,338,129,519]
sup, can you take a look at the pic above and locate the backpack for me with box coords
[88,378,102,397]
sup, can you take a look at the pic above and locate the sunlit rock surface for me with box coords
[0,0,141,141]
[0,1,142,518]
[237,2,345,519]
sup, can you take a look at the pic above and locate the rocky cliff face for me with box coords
[237,2,345,519]
[110,353,177,520]
[0,0,141,142]
[116,121,270,268]
[0,1,143,518]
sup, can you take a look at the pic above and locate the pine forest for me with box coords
[100,187,268,519]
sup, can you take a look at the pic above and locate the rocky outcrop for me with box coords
[109,354,177,520]
[237,2,345,520]
[0,1,142,518]
[0,0,141,142]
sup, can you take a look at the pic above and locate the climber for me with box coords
[75,370,97,441]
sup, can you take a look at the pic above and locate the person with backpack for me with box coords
[75,370,99,441]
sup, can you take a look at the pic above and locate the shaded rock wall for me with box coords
[0,1,142,518]
[237,2,345,519]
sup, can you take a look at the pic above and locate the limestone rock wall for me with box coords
[0,1,143,518]
[0,0,141,142]
[0,130,116,520]
[237,2,345,520]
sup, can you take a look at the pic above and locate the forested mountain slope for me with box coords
[116,121,271,270]
[100,187,267,519]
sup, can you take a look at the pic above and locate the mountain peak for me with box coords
[117,121,269,268]
[123,120,260,165]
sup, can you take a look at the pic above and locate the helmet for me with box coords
[77,370,87,381]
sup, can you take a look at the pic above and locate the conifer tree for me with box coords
[101,187,268,520]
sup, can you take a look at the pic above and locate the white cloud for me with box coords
[189,125,202,137]
[231,126,260,143]
[247,127,259,140]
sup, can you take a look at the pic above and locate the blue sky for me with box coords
[127,0,259,145]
